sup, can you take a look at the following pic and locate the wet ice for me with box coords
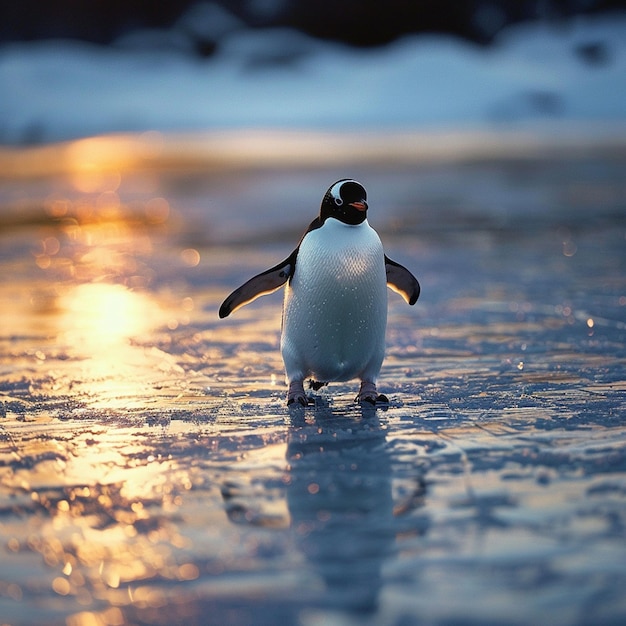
[0,145,625,625]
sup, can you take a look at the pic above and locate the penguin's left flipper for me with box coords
[385,255,420,305]
[219,253,295,318]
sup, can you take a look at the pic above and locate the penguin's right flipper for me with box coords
[385,255,420,305]
[219,252,296,318]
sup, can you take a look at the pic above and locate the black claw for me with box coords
[287,396,308,407]
[356,394,376,405]
[356,393,389,405]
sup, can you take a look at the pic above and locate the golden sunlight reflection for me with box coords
[55,283,169,408]
[0,127,600,181]
[59,283,157,352]
[33,195,159,286]
[4,428,197,615]
[20,175,190,409]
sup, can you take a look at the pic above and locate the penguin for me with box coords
[219,179,420,406]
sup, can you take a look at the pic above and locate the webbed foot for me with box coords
[356,381,389,405]
[287,380,308,406]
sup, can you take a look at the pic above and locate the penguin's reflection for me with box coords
[285,402,394,613]
[221,401,428,615]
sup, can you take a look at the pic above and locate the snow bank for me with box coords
[0,12,625,144]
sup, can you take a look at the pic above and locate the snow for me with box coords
[0,12,625,144]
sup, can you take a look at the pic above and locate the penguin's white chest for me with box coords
[281,219,387,383]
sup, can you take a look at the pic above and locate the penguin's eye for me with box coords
[334,197,343,206]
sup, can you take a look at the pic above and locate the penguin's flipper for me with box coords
[219,253,295,318]
[385,255,420,305]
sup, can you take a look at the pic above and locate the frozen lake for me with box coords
[0,133,625,625]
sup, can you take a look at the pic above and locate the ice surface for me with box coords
[1,152,625,624]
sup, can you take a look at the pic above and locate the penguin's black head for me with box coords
[320,179,368,225]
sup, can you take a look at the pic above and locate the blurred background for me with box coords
[0,0,625,144]
[3,0,624,47]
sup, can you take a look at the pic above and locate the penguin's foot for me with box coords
[356,381,389,405]
[308,380,328,391]
[287,380,308,406]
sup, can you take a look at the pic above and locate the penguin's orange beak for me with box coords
[349,201,368,211]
